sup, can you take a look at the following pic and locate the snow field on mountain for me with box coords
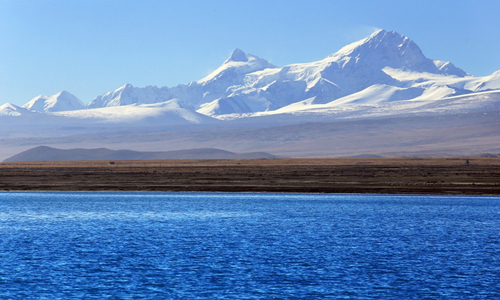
[0,103,27,116]
[54,101,215,125]
[23,91,85,113]
[4,29,500,125]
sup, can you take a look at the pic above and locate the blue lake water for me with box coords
[1,192,499,299]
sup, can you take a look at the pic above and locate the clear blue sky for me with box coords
[1,0,499,106]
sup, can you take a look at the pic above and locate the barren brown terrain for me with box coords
[1,158,499,195]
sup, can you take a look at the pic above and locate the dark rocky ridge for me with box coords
[3,146,277,162]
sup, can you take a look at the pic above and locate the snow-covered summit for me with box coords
[198,49,277,84]
[335,29,466,74]
[0,103,30,116]
[87,84,171,108]
[23,91,85,113]
[226,48,250,62]
[329,29,467,77]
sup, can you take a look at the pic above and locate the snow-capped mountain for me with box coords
[0,103,31,117]
[79,29,479,117]
[196,48,277,95]
[86,49,276,111]
[328,29,466,77]
[87,84,172,108]
[197,29,471,115]
[7,29,500,123]
[23,91,85,113]
[12,94,214,126]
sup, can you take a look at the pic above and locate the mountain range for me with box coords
[1,29,499,160]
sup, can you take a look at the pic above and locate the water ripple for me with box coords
[0,192,499,299]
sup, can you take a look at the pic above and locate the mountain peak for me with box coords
[0,103,27,117]
[198,49,276,85]
[23,91,84,113]
[367,29,411,46]
[328,29,466,77]
[368,28,387,38]
[124,83,134,88]
[56,90,72,97]
[117,83,134,91]
[334,29,415,57]
[226,48,249,63]
[368,29,399,39]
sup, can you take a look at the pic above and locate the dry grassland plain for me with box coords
[1,158,499,195]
